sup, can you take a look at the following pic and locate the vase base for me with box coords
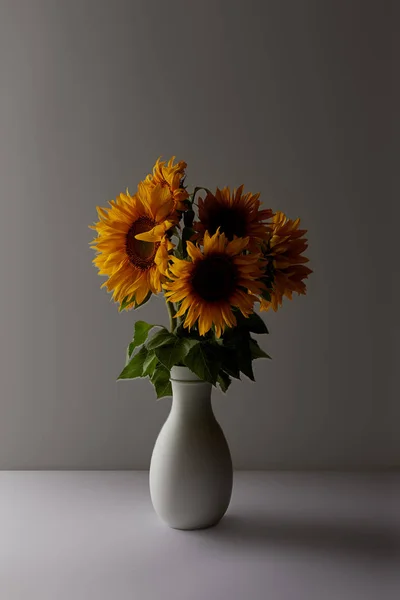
[168,519,222,531]
[160,515,225,531]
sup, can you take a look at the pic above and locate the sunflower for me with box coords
[90,183,175,308]
[194,185,273,250]
[163,231,265,337]
[144,156,189,212]
[260,211,312,312]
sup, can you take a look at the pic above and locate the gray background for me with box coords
[0,0,397,469]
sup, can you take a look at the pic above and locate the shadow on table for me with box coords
[195,512,399,559]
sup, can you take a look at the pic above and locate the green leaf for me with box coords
[182,227,195,256]
[237,347,254,381]
[142,351,158,376]
[119,296,134,312]
[184,342,221,385]
[119,291,152,312]
[151,365,172,399]
[176,236,183,258]
[118,346,148,380]
[214,344,241,379]
[167,226,179,238]
[238,312,269,334]
[217,371,232,393]
[222,323,248,343]
[222,328,254,381]
[261,288,272,302]
[127,321,156,360]
[146,328,175,351]
[155,337,198,370]
[183,210,195,228]
[189,186,211,203]
[249,338,271,360]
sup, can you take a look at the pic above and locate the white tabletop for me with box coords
[0,471,398,600]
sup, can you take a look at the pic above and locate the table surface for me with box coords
[0,471,398,600]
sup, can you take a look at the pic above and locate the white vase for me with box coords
[149,366,233,530]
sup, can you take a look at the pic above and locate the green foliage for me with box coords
[118,309,270,397]
[150,365,172,399]
[127,321,156,361]
[183,342,221,385]
[155,337,198,370]
[118,346,148,380]
[240,312,269,334]
[221,327,253,380]
[189,186,211,204]
[119,296,134,312]
[219,311,270,381]
[119,291,152,312]
[217,371,232,393]
[213,344,241,379]
[249,338,271,360]
[182,227,196,256]
[142,351,158,377]
[260,288,272,302]
[146,328,176,350]
[183,209,195,228]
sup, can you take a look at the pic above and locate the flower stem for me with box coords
[166,298,177,333]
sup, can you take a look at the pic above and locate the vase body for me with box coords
[149,366,233,530]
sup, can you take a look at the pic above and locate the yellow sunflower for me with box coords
[144,156,189,212]
[90,183,175,308]
[194,185,273,250]
[260,211,312,312]
[163,231,265,337]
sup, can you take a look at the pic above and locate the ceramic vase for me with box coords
[149,366,233,530]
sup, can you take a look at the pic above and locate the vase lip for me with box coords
[170,366,202,382]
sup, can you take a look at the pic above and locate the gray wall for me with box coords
[0,0,397,469]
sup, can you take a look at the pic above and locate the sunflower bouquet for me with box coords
[90,158,311,398]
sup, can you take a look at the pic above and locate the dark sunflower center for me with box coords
[207,207,247,240]
[192,254,238,302]
[126,216,158,270]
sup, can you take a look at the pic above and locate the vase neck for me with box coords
[170,380,213,420]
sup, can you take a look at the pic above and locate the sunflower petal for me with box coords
[90,182,174,307]
[260,210,311,311]
[135,220,174,242]
[186,241,203,262]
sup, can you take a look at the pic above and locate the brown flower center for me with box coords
[207,207,247,240]
[192,254,238,302]
[126,216,159,270]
